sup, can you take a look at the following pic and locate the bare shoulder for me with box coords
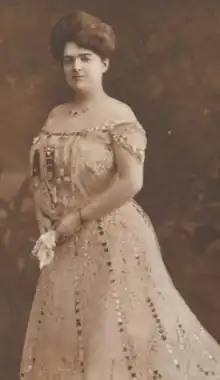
[47,103,69,118]
[105,97,137,122]
[41,103,69,132]
[105,98,146,138]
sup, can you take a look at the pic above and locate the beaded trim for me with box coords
[110,132,145,164]
[32,120,146,166]
[96,219,139,379]
[38,119,145,136]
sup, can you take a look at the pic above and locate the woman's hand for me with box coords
[55,211,82,241]
[31,230,56,270]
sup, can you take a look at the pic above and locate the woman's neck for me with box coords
[73,88,107,108]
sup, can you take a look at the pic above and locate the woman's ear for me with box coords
[102,58,110,73]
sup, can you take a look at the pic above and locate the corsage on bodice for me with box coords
[30,120,146,220]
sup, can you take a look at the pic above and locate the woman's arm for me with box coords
[80,138,144,222]
[35,204,52,234]
[55,122,147,238]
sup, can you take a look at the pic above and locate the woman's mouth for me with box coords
[72,75,84,80]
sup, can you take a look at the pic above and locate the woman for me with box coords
[20,10,220,380]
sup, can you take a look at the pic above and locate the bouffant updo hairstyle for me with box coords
[50,10,116,62]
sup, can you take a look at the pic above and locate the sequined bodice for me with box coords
[30,119,146,220]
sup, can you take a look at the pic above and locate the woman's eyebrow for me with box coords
[79,53,93,57]
[64,53,93,58]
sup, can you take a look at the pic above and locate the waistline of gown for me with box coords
[39,196,88,227]
[39,198,145,230]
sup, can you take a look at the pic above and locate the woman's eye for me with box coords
[63,55,92,65]
[63,56,74,64]
[81,55,91,62]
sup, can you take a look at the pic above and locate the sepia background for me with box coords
[0,0,220,378]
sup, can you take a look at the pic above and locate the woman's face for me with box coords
[63,41,109,93]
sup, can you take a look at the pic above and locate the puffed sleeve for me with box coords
[110,120,147,164]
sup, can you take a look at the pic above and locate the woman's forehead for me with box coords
[64,42,93,56]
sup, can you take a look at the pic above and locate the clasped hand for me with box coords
[54,211,82,242]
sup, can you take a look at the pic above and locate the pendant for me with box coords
[69,107,89,117]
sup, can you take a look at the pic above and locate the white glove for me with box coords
[31,230,56,270]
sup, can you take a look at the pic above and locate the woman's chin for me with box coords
[69,81,88,92]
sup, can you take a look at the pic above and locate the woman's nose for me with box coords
[72,58,82,71]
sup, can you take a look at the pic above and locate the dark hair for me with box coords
[50,10,116,62]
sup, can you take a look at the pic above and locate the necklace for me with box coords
[69,106,89,117]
